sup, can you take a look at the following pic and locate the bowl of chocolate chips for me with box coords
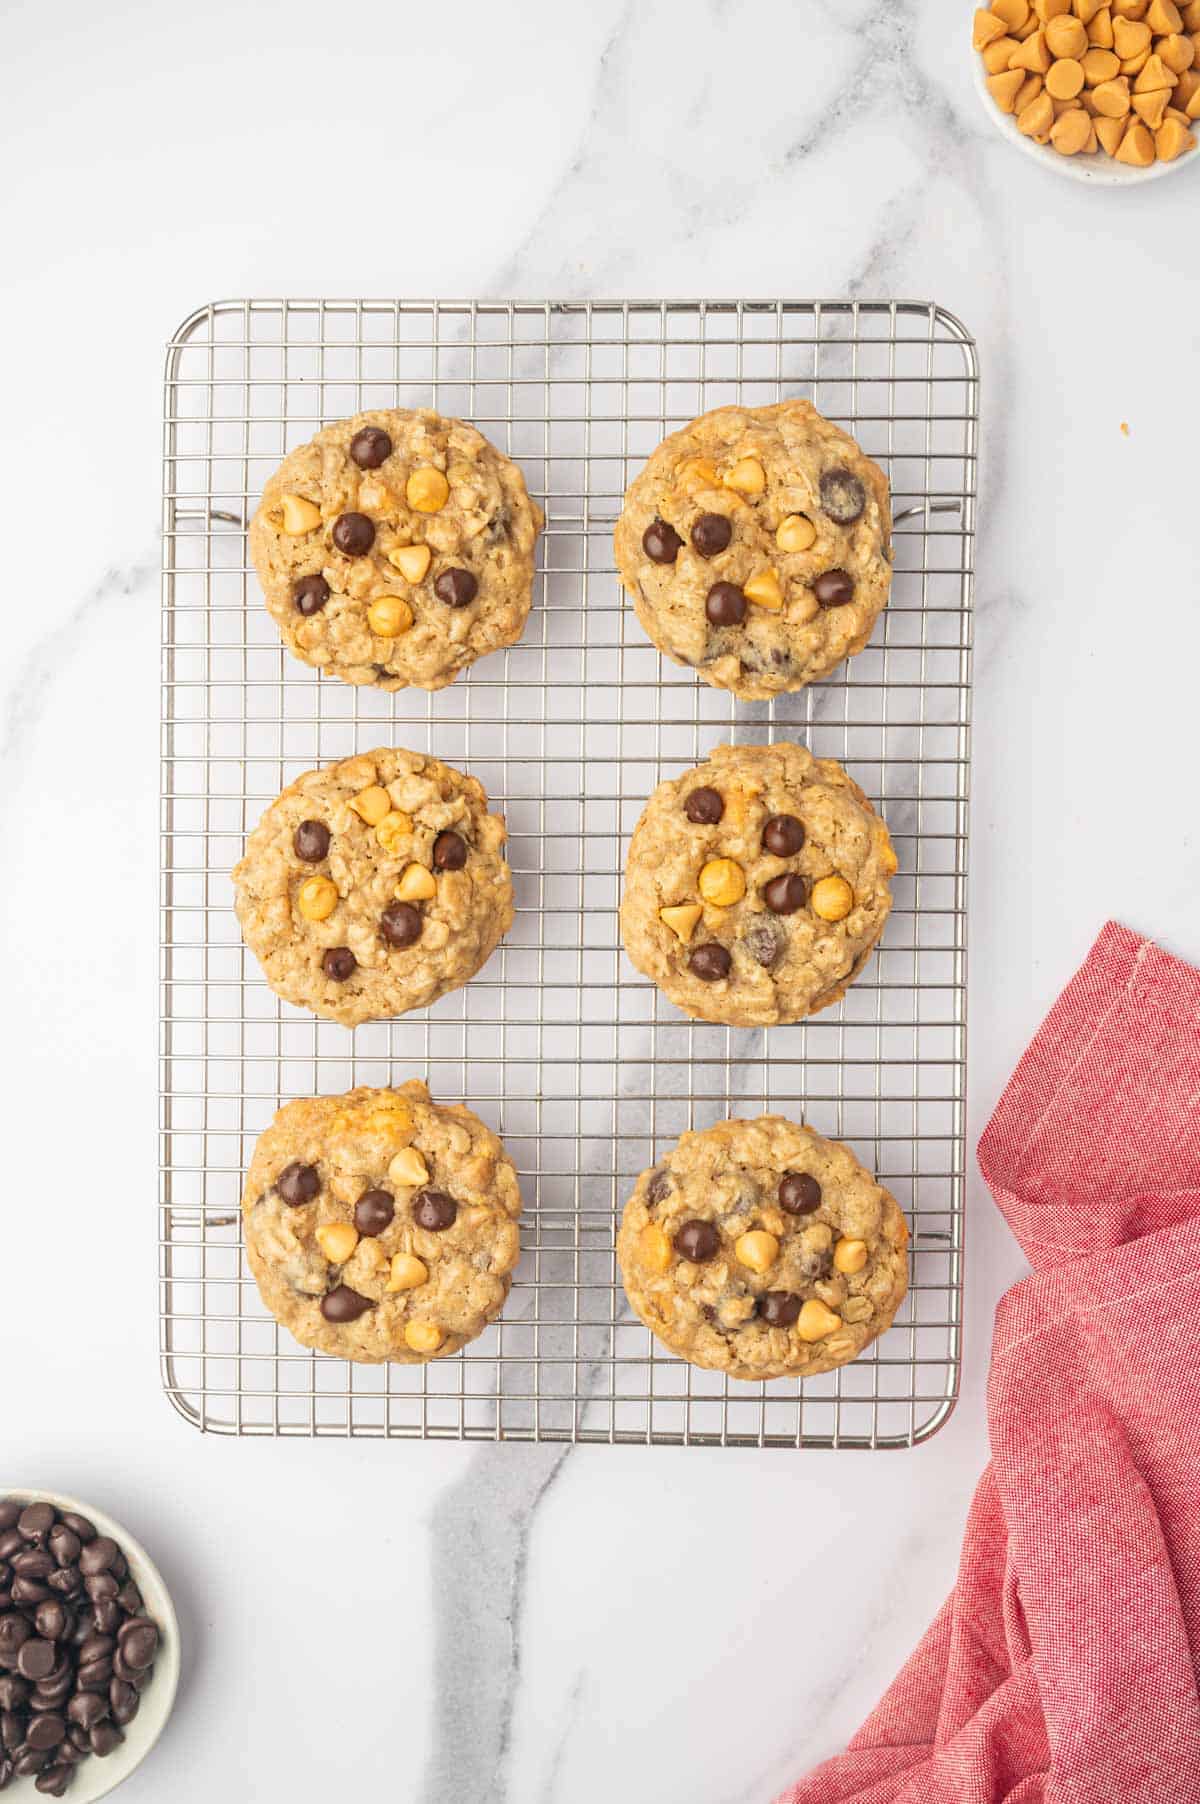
[0,1492,179,1798]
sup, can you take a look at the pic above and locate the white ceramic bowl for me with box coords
[0,1490,180,1801]
[970,39,1199,185]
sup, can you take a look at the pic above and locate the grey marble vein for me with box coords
[0,543,158,768]
[418,1445,571,1804]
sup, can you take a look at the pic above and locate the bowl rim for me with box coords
[969,37,1199,186]
[0,1487,181,1802]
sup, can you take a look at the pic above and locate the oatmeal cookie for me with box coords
[618,1115,908,1380]
[242,1082,522,1362]
[619,741,895,1028]
[614,400,891,700]
[249,407,543,690]
[232,747,513,1027]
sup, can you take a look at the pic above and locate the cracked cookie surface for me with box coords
[249,407,542,691]
[242,1082,522,1362]
[619,741,895,1028]
[614,400,891,700]
[232,747,513,1026]
[618,1115,908,1380]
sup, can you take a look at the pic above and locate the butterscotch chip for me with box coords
[989,65,1029,106]
[1112,13,1152,50]
[1091,72,1133,108]
[1082,44,1121,77]
[1047,54,1087,91]
[1147,0,1182,26]
[992,0,1030,25]
[1133,83,1172,122]
[1015,70,1047,105]
[1051,103,1096,144]
[1089,7,1116,45]
[974,3,1010,41]
[1157,111,1198,149]
[988,64,1024,103]
[1111,0,1150,13]
[1095,110,1128,145]
[1046,11,1089,51]
[1134,50,1176,84]
[1012,24,1054,65]
[1174,65,1200,104]
[1075,0,1108,19]
[616,1116,908,1381]
[1035,0,1071,17]
[1156,30,1195,68]
[1189,80,1200,112]
[1115,114,1157,153]
[241,1082,522,1363]
[984,32,1022,66]
[1018,88,1057,132]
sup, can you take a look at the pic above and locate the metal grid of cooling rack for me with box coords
[160,297,976,1448]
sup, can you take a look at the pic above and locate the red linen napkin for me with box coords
[777,921,1200,1804]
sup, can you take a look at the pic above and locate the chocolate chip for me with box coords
[642,518,683,564]
[118,1624,157,1672]
[433,567,478,607]
[76,1657,111,1692]
[674,1219,720,1263]
[36,1764,71,1795]
[89,1721,123,1759]
[762,813,805,857]
[45,1574,77,1599]
[763,873,808,915]
[741,920,783,968]
[16,1643,54,1682]
[17,1508,54,1545]
[813,568,855,608]
[0,1506,17,1533]
[11,1580,51,1607]
[26,1716,64,1753]
[380,901,421,947]
[684,786,724,825]
[0,1713,20,1752]
[705,581,746,627]
[292,574,330,615]
[819,468,867,525]
[109,1680,139,1726]
[432,830,467,871]
[90,1602,120,1637]
[276,1162,319,1207]
[12,1552,54,1581]
[646,1168,672,1205]
[691,513,733,558]
[688,943,731,982]
[758,1291,802,1328]
[57,1519,93,1547]
[779,1171,822,1215]
[354,1190,395,1237]
[332,511,375,557]
[321,947,357,983]
[293,819,330,862]
[115,1585,142,1617]
[349,426,392,470]
[412,1190,457,1232]
[320,1286,374,1323]
[47,1532,78,1572]
[76,1637,111,1666]
[32,1607,66,1645]
[0,1535,21,1565]
[0,1681,27,1713]
[13,1748,46,1777]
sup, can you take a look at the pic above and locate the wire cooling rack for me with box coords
[160,297,976,1447]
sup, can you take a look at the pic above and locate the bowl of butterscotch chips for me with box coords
[972,0,1199,180]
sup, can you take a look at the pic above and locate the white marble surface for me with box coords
[3,1,1199,1798]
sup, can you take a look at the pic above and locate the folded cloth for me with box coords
[777,922,1200,1804]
